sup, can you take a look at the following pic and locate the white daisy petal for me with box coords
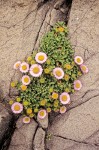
[29,64,43,77]
[35,52,47,64]
[20,62,29,73]
[74,56,83,65]
[53,67,64,80]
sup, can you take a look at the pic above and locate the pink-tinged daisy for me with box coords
[14,61,21,70]
[35,52,47,64]
[38,109,47,119]
[22,75,30,85]
[74,56,83,65]
[30,64,43,77]
[20,62,29,73]
[23,116,30,124]
[60,106,67,114]
[53,67,64,80]
[80,64,89,74]
[74,80,82,91]
[60,92,70,104]
[11,102,23,114]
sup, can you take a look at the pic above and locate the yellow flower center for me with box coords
[60,106,65,111]
[39,111,45,116]
[61,95,67,101]
[58,27,64,32]
[11,82,16,87]
[21,85,27,91]
[40,100,46,106]
[16,97,21,102]
[81,66,86,71]
[27,108,32,114]
[47,108,51,113]
[23,101,29,106]
[34,108,38,113]
[55,70,62,77]
[65,64,72,70]
[75,82,80,88]
[38,55,44,61]
[22,65,27,70]
[24,77,29,83]
[27,56,32,62]
[77,58,81,63]
[9,100,14,105]
[29,113,34,118]
[64,74,69,81]
[52,93,58,99]
[54,103,58,107]
[14,105,20,111]
[44,69,50,74]
[24,117,30,122]
[31,60,36,65]
[32,67,40,74]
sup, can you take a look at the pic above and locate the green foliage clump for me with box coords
[11,22,82,118]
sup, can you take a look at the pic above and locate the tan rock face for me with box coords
[47,0,99,149]
[8,117,38,150]
[0,0,69,149]
[0,0,47,98]
[33,128,45,150]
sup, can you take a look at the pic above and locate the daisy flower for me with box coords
[20,62,29,73]
[11,102,23,114]
[80,64,89,74]
[52,92,58,99]
[22,75,31,85]
[21,84,27,91]
[53,67,64,80]
[30,64,43,77]
[60,106,67,114]
[74,80,82,91]
[14,61,21,70]
[60,92,70,104]
[74,56,83,65]
[38,109,47,119]
[35,52,47,64]
[23,116,30,124]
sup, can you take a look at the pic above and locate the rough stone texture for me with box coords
[46,0,99,149]
[0,103,13,146]
[37,113,48,129]
[0,0,68,99]
[0,0,69,148]
[8,117,38,150]
[47,136,98,150]
[33,127,45,150]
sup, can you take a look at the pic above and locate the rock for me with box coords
[0,103,13,146]
[37,113,48,129]
[8,117,38,150]
[46,136,98,150]
[0,0,68,99]
[47,0,99,149]
[67,0,99,109]
[47,96,99,141]
[33,128,45,150]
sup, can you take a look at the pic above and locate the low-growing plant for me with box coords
[10,22,88,123]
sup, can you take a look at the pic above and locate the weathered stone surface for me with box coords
[37,113,48,129]
[47,96,99,141]
[47,136,98,150]
[47,0,99,149]
[8,117,38,150]
[0,0,68,99]
[0,103,13,145]
[33,128,45,150]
